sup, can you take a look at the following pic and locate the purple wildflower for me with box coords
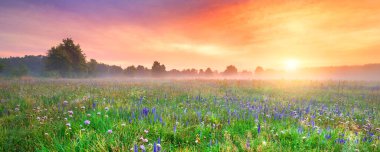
[325,134,331,139]
[140,145,145,151]
[92,102,96,109]
[142,107,149,116]
[154,142,157,152]
[336,138,346,144]
[156,143,161,151]
[258,123,261,134]
[134,144,138,152]
[298,127,303,134]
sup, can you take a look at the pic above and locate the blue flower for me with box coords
[142,108,149,117]
[325,134,331,140]
[154,142,157,152]
[258,123,261,134]
[134,144,138,152]
[92,102,96,109]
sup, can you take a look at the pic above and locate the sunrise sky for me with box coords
[1,0,380,71]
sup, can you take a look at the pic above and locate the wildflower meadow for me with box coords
[0,79,379,151]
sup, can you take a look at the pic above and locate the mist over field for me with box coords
[1,54,380,81]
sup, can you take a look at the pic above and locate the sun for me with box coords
[284,59,299,71]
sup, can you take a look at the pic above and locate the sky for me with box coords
[1,0,380,71]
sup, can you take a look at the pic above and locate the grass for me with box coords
[0,79,379,151]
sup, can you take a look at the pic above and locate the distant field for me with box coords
[0,79,379,151]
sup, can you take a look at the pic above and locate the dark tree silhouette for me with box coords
[109,65,123,74]
[125,65,137,77]
[0,63,4,73]
[151,61,166,77]
[135,65,149,76]
[199,69,204,76]
[255,66,264,74]
[0,55,45,76]
[205,68,213,76]
[190,68,198,75]
[168,69,181,76]
[46,48,70,75]
[11,64,28,77]
[85,61,124,77]
[45,38,87,77]
[181,68,197,76]
[223,65,238,75]
[87,59,98,76]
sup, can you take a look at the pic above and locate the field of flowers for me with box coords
[0,79,379,151]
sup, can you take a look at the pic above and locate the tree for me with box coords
[87,59,98,76]
[45,47,70,75]
[223,65,238,75]
[11,64,28,77]
[205,68,213,76]
[45,38,87,77]
[199,69,204,76]
[190,68,198,76]
[181,69,190,75]
[136,65,150,76]
[168,69,181,76]
[125,65,137,77]
[0,55,45,76]
[0,63,3,73]
[151,61,166,77]
[255,66,264,74]
[109,65,123,74]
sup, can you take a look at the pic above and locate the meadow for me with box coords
[0,79,379,151]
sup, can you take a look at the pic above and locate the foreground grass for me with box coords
[0,79,379,151]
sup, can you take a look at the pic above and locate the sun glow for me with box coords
[284,59,299,71]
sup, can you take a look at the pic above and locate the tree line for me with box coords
[0,38,264,78]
